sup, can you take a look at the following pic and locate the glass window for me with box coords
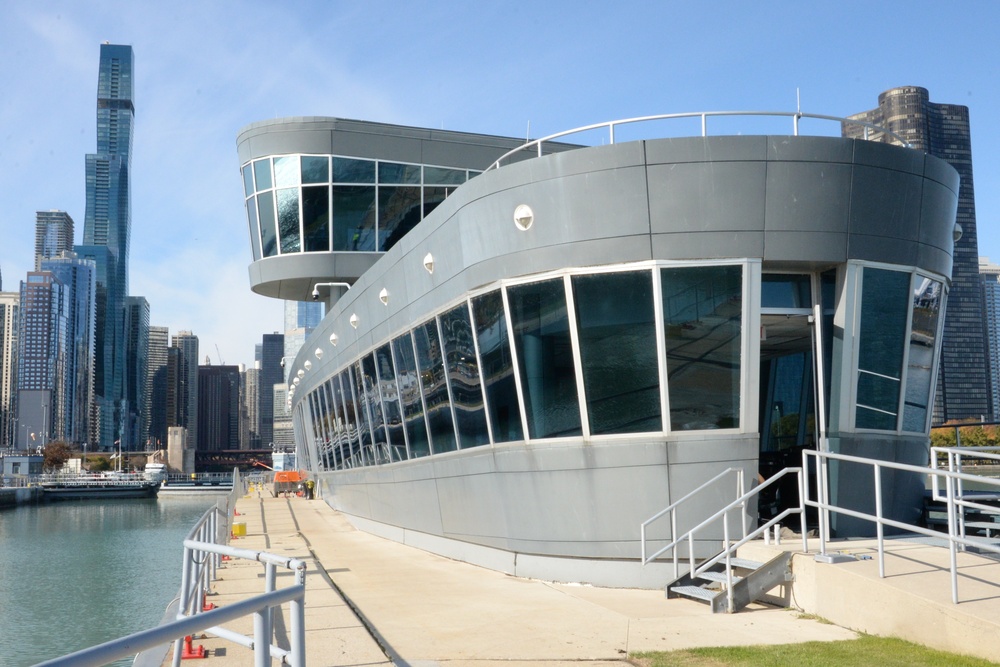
[257,191,278,258]
[440,302,490,448]
[361,354,389,463]
[762,274,812,309]
[573,271,661,434]
[333,157,376,183]
[393,332,430,458]
[351,362,374,464]
[423,186,455,222]
[253,159,272,191]
[337,370,361,467]
[378,161,421,184]
[332,185,377,251]
[246,197,261,260]
[414,319,457,453]
[302,186,330,252]
[902,277,943,431]
[376,343,407,461]
[242,164,255,196]
[855,268,910,430]
[661,265,742,430]
[378,186,422,251]
[472,290,523,443]
[301,156,329,184]
[508,278,582,439]
[277,188,301,253]
[274,156,299,188]
[424,166,466,185]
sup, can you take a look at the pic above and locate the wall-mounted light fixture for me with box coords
[379,288,389,306]
[297,369,305,379]
[350,313,359,329]
[304,360,312,371]
[330,332,338,346]
[513,204,534,231]
[423,252,434,274]
[314,348,323,359]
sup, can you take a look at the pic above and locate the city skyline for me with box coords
[2,1,1000,368]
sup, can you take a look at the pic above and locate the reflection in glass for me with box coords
[301,156,329,184]
[378,161,421,184]
[414,320,457,453]
[472,290,523,442]
[333,157,376,183]
[277,188,300,253]
[253,159,272,191]
[424,166,466,185]
[762,274,812,309]
[246,197,261,260]
[257,191,277,257]
[440,303,489,448]
[332,185,376,251]
[302,186,330,252]
[351,362,374,465]
[573,271,661,434]
[508,279,582,439]
[337,370,361,467]
[855,268,909,430]
[378,186,421,251]
[661,265,742,430]
[423,186,455,223]
[376,343,407,461]
[274,156,299,188]
[362,354,389,463]
[242,164,255,196]
[902,277,943,432]
[393,333,430,458]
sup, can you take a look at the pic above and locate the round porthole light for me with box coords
[350,313,359,329]
[292,377,300,386]
[423,252,435,274]
[296,369,305,379]
[314,347,323,359]
[954,222,963,243]
[304,360,312,371]
[379,288,389,306]
[513,204,534,231]
[329,332,338,346]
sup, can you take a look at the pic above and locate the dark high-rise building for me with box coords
[80,43,134,448]
[846,86,990,422]
[259,333,284,446]
[170,331,199,450]
[146,325,169,449]
[198,364,240,451]
[125,296,149,450]
[16,272,68,448]
[240,365,260,450]
[35,211,75,271]
[0,292,19,448]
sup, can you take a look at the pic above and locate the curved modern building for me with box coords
[237,114,958,587]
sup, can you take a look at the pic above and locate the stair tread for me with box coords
[698,571,743,583]
[728,557,763,570]
[670,585,718,601]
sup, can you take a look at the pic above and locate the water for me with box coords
[0,497,218,666]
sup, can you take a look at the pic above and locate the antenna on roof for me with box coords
[796,88,801,114]
[526,121,531,141]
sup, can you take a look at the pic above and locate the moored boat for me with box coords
[40,473,160,500]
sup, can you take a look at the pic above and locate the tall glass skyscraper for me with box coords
[846,87,991,422]
[35,210,75,271]
[79,43,135,449]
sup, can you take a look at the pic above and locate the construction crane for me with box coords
[215,344,225,365]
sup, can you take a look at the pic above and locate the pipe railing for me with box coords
[487,111,914,170]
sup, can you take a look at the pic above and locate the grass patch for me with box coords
[631,635,998,666]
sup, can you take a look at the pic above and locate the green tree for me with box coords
[42,441,73,471]
[87,456,111,472]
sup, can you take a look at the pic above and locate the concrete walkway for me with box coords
[177,494,858,666]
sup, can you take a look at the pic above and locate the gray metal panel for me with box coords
[847,233,919,266]
[763,231,848,264]
[648,162,766,233]
[919,179,962,254]
[848,166,923,242]
[650,231,765,260]
[767,135,854,163]
[764,163,852,232]
[644,135,768,163]
[852,137,925,175]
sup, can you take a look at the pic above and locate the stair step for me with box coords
[670,585,718,602]
[698,571,743,584]
[728,557,763,570]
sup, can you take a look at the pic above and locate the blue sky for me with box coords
[2,1,998,367]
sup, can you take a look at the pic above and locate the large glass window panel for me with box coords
[378,161,421,184]
[440,303,489,448]
[414,320,457,453]
[573,271,661,434]
[375,343,407,461]
[472,290,523,442]
[508,279,582,439]
[332,185,376,251]
[855,267,910,430]
[424,186,455,222]
[253,159,272,191]
[902,277,943,432]
[302,186,330,252]
[333,373,356,468]
[378,186,422,251]
[393,332,430,458]
[333,157,375,183]
[246,197,262,260]
[277,188,301,253]
[242,164,255,196]
[273,156,299,188]
[257,191,278,257]
[762,274,812,309]
[661,265,742,430]
[351,362,374,464]
[424,166,466,185]
[361,354,390,464]
[301,156,329,184]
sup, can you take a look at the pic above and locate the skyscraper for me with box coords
[846,86,991,422]
[980,258,1000,421]
[0,292,19,448]
[284,301,323,363]
[35,211,75,271]
[125,296,149,450]
[259,333,284,446]
[146,325,169,448]
[79,43,135,449]
[170,331,199,451]
[240,365,260,449]
[198,364,240,451]
[16,272,68,448]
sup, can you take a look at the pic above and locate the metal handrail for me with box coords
[487,110,914,170]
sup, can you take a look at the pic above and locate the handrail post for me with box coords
[798,467,808,554]
[700,113,707,137]
[289,569,307,667]
[724,517,734,613]
[874,463,885,578]
[265,562,277,645]
[253,604,271,667]
[609,123,615,145]
[946,473,959,604]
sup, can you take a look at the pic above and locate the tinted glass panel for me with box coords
[376,343,407,461]
[440,303,489,448]
[508,279,582,438]
[424,166,466,185]
[301,156,329,184]
[361,354,389,464]
[573,271,661,434]
[257,191,278,258]
[274,156,299,188]
[302,186,330,252]
[902,277,943,432]
[246,197,261,260]
[242,164,255,196]
[378,161,421,184]
[423,186,454,221]
[333,157,375,183]
[762,274,812,309]
[332,185,376,251]
[414,320,457,453]
[253,159,272,190]
[661,265,742,430]
[277,188,300,253]
[378,186,421,251]
[393,333,429,458]
[855,268,909,430]
[351,362,374,464]
[338,370,361,467]
[472,290,523,442]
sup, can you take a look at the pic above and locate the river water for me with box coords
[0,497,218,666]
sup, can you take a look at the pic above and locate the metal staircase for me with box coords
[666,551,792,613]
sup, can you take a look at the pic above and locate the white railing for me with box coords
[487,111,914,170]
